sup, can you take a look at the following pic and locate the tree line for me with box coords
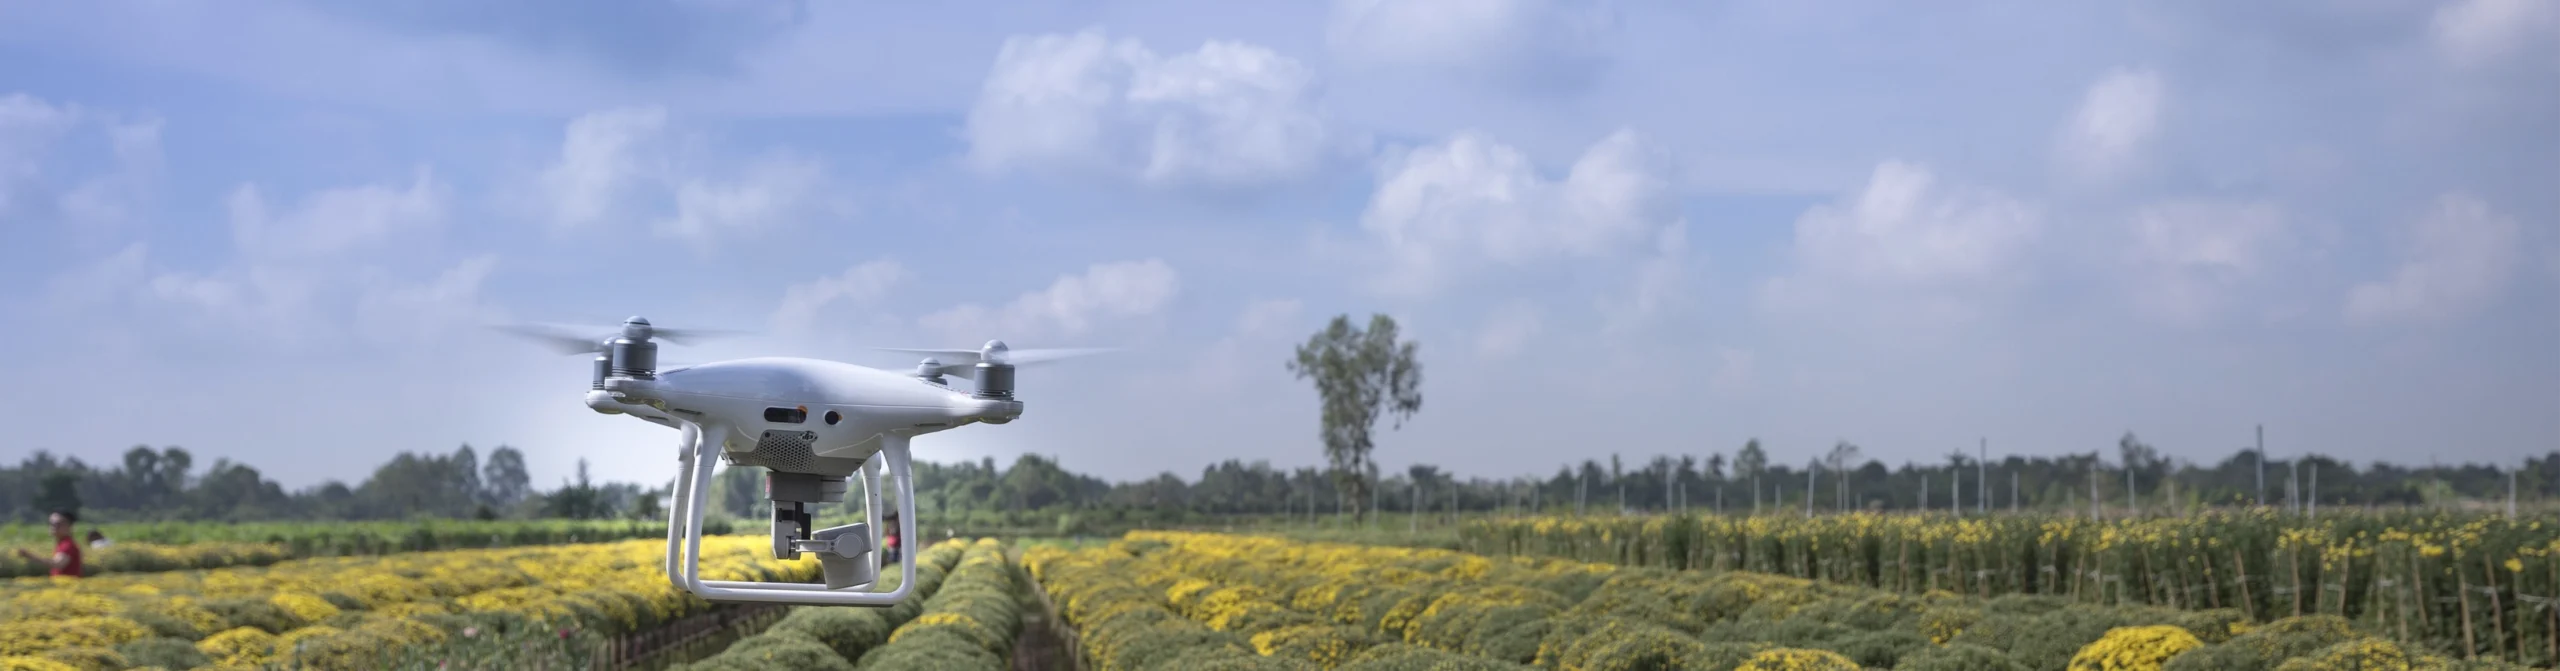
[3,444,660,523]
[7,437,2553,526]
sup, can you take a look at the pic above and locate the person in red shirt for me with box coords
[879,510,901,566]
[14,510,82,578]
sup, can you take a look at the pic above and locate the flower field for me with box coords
[1,519,722,580]
[1459,510,2560,663]
[666,538,984,671]
[1028,531,2545,671]
[0,535,813,670]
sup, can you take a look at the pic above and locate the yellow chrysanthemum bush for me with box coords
[852,538,1023,669]
[1024,540,1309,670]
[0,534,840,670]
[668,538,970,671]
[2069,625,2205,671]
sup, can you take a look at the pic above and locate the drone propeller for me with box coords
[873,343,1116,379]
[491,319,750,356]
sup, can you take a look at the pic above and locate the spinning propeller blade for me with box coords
[490,319,751,355]
[872,345,1117,379]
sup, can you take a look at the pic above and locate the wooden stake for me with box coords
[2235,547,2255,621]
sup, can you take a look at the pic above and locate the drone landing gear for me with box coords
[663,424,918,606]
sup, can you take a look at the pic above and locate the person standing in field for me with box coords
[13,510,83,578]
[880,510,901,566]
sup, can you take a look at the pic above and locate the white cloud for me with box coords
[1474,301,1544,359]
[1360,127,1682,296]
[539,106,667,230]
[0,94,78,197]
[351,255,503,350]
[1233,298,1306,337]
[1781,161,2040,290]
[56,118,163,233]
[918,259,1181,343]
[229,166,446,260]
[2346,193,2524,324]
[2431,0,2560,68]
[1188,298,1308,393]
[2056,68,2166,183]
[2124,201,2289,324]
[533,106,842,240]
[40,241,150,309]
[963,29,1337,189]
[772,260,910,336]
[1325,0,1617,91]
[658,153,835,238]
[1599,223,1692,334]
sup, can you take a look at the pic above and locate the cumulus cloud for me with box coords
[918,259,1180,343]
[533,106,844,239]
[1233,298,1306,337]
[2056,68,2166,183]
[539,106,667,229]
[1360,128,1682,296]
[1325,0,1617,92]
[2431,0,2560,68]
[772,259,910,336]
[56,118,164,233]
[351,255,503,349]
[657,153,832,238]
[229,166,446,259]
[0,93,161,233]
[2346,193,2524,324]
[0,94,78,204]
[1783,161,2039,289]
[2124,201,2290,324]
[48,169,480,351]
[963,29,1337,189]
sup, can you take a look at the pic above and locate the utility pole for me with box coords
[2090,455,2101,520]
[2290,455,2300,515]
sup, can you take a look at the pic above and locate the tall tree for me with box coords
[482,446,531,507]
[32,471,80,515]
[1288,313,1423,521]
[1735,439,1768,509]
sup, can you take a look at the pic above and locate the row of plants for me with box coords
[0,535,804,670]
[1459,510,2560,664]
[666,538,972,671]
[845,538,1022,669]
[2,519,728,579]
[1032,530,2540,671]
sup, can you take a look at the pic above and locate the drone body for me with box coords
[511,317,1100,607]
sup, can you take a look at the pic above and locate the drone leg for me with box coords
[862,457,883,570]
[665,423,702,591]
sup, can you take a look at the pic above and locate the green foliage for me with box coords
[1894,643,2027,671]
[108,638,206,670]
[1289,313,1425,518]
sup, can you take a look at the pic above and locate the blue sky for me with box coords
[1,0,2553,490]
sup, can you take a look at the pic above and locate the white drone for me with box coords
[500,317,1108,607]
